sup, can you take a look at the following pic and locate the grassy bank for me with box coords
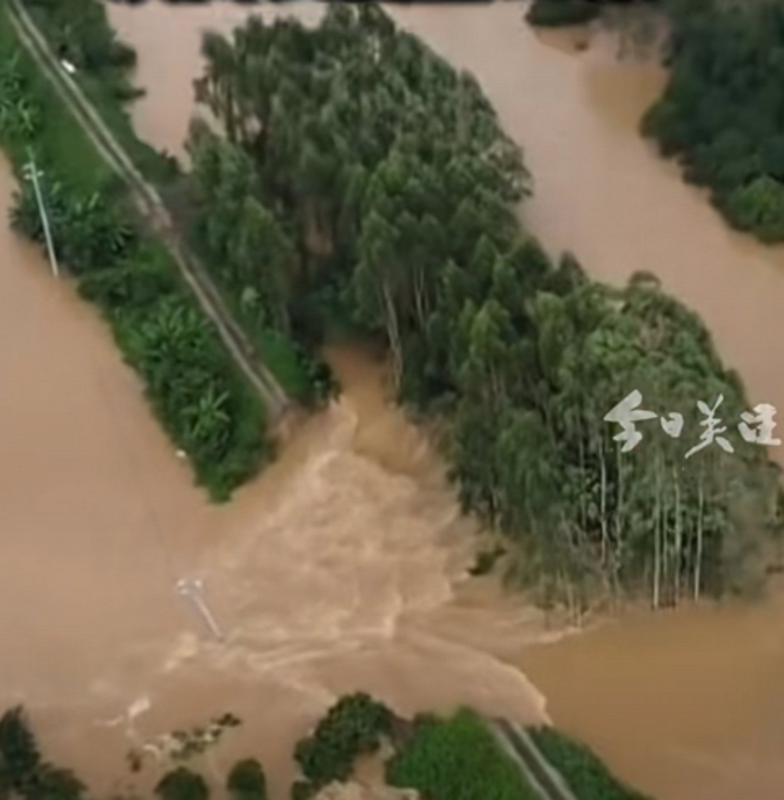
[0,2,112,193]
[0,0,271,500]
[387,709,541,800]
[21,0,178,184]
[528,726,654,800]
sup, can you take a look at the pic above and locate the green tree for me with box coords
[0,708,40,790]
[227,759,267,800]
[155,768,209,800]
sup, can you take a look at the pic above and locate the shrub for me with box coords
[155,767,209,800]
[526,0,601,27]
[227,759,267,800]
[293,694,394,791]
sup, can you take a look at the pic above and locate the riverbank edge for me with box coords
[0,0,276,500]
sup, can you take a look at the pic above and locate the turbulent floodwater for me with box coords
[3,1,784,798]
[0,153,550,799]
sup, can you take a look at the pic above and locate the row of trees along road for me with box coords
[188,2,783,610]
[0,39,270,501]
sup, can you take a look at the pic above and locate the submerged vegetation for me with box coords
[292,693,395,798]
[188,3,782,608]
[0,0,270,500]
[1,701,658,800]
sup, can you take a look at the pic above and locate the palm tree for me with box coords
[184,384,231,455]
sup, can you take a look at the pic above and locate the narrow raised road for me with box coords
[6,0,290,422]
[487,718,582,800]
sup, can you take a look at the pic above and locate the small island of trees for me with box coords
[184,2,783,610]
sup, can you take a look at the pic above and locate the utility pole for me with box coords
[22,147,59,278]
[176,578,224,642]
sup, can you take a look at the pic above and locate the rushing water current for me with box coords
[1,1,784,799]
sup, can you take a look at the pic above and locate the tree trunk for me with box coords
[653,459,661,610]
[382,282,403,391]
[599,436,609,569]
[673,466,682,606]
[695,473,704,600]
[614,443,624,591]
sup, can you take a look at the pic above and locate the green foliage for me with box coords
[227,759,267,800]
[0,707,86,800]
[290,781,314,800]
[11,180,137,274]
[726,175,784,241]
[0,11,112,193]
[185,122,336,407]
[526,0,601,27]
[0,7,269,500]
[642,0,784,242]
[9,169,270,499]
[194,2,782,598]
[25,764,86,800]
[0,708,40,790]
[386,708,539,800]
[155,768,209,800]
[293,693,394,793]
[22,0,177,183]
[528,726,653,800]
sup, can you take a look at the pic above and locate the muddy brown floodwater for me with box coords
[0,128,550,800]
[3,0,784,798]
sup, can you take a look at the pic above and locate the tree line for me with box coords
[528,0,784,244]
[526,0,659,28]
[642,0,784,242]
[0,699,659,800]
[189,2,783,608]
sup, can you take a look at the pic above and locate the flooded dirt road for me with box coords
[103,2,784,799]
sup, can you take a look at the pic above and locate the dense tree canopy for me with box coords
[526,0,659,28]
[191,3,781,607]
[641,0,784,241]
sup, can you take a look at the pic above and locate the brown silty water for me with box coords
[105,2,784,800]
[0,122,550,800]
[2,1,783,798]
